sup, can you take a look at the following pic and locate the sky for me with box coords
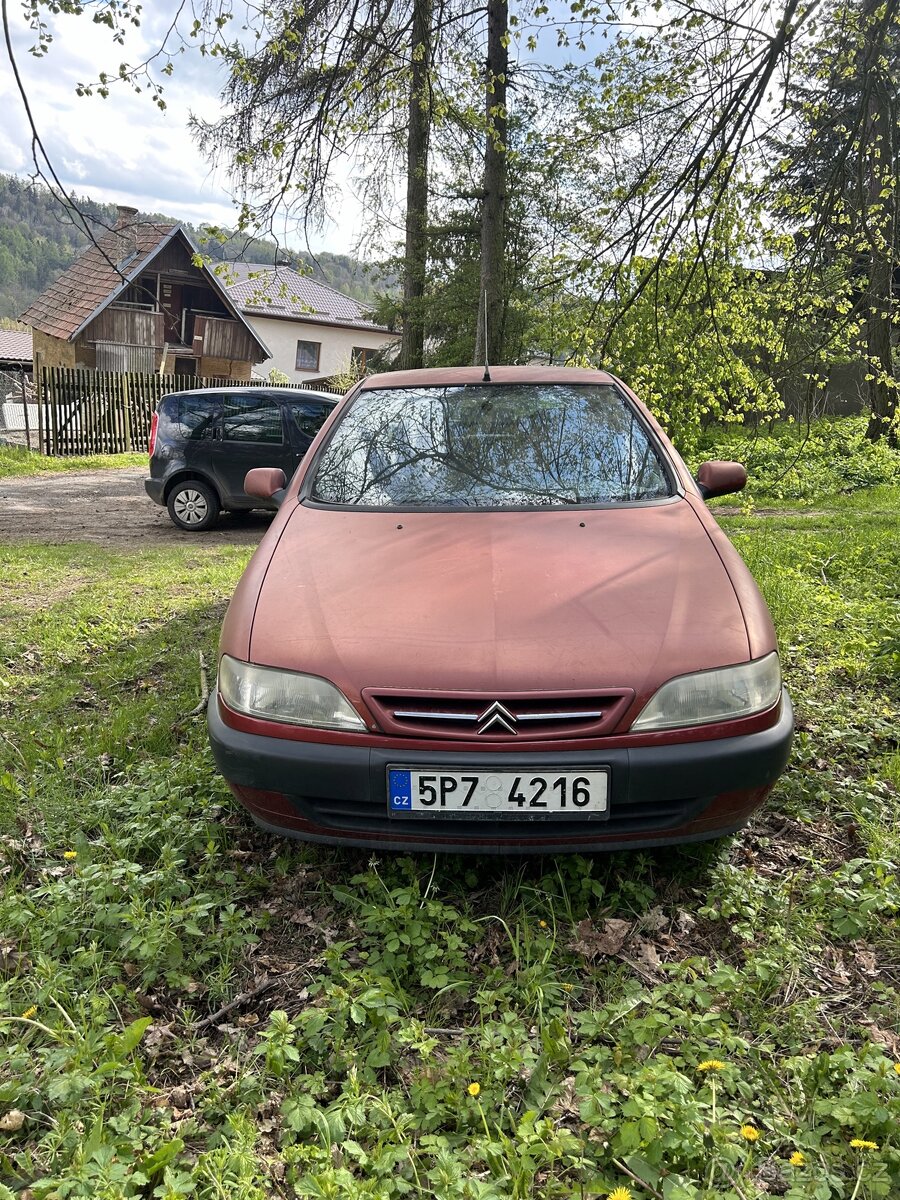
[0,2,604,257]
[0,2,366,252]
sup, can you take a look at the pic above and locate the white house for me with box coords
[222,262,399,384]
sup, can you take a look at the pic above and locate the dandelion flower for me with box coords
[894,1062,900,1076]
[467,1082,480,1097]
[539,920,548,928]
[740,1125,760,1142]
[607,1188,632,1200]
[849,1139,878,1151]
[63,850,77,860]
[789,1151,806,1167]
[698,1059,725,1072]
[21,1006,36,1020]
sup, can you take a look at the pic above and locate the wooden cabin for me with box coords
[22,207,269,381]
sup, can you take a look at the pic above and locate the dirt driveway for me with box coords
[0,468,273,547]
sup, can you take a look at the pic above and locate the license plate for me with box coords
[387,768,609,819]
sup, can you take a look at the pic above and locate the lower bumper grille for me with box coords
[283,790,711,839]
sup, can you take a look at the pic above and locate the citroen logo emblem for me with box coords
[477,701,518,735]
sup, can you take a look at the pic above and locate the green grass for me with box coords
[0,492,898,1199]
[694,415,900,505]
[0,446,146,477]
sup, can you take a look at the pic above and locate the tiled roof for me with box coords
[220,262,389,332]
[21,223,177,340]
[0,330,32,363]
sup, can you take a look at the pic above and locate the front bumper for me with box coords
[208,689,794,853]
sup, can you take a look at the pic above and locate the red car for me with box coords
[209,366,792,853]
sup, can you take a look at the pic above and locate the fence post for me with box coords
[34,353,44,454]
[20,369,31,451]
[48,365,59,456]
[122,373,133,451]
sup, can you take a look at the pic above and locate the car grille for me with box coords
[361,689,635,741]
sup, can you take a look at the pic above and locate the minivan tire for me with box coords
[167,479,220,532]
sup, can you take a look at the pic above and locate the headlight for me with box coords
[631,652,782,732]
[218,655,366,732]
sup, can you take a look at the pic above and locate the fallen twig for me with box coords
[191,965,308,1032]
[187,651,209,717]
[172,651,209,728]
[192,974,275,1032]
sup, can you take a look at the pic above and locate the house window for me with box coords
[295,340,321,371]
[115,275,157,310]
[352,346,377,372]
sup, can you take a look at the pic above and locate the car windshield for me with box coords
[309,383,672,509]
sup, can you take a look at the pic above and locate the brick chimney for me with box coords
[115,204,139,230]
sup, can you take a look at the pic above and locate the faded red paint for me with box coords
[242,503,753,722]
[212,365,789,851]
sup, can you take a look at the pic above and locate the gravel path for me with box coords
[0,468,272,547]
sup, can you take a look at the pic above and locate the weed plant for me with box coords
[0,489,898,1197]
[693,416,900,504]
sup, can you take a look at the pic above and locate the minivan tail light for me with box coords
[148,411,159,458]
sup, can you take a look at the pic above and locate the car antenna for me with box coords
[482,290,492,383]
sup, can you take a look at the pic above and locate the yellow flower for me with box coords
[539,920,547,928]
[698,1059,725,1072]
[740,1125,760,1142]
[789,1151,806,1167]
[563,982,574,992]
[894,1062,900,1076]
[63,850,78,860]
[21,1006,37,1020]
[607,1189,633,1200]
[467,1082,480,1097]
[849,1139,878,1151]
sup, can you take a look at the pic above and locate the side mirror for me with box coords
[696,460,747,500]
[244,467,287,505]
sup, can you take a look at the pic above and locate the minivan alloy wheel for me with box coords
[174,489,208,523]
[166,479,220,532]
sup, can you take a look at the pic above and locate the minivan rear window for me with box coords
[286,400,335,440]
[223,394,283,444]
[176,395,220,440]
[310,384,672,509]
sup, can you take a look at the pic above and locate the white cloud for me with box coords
[0,3,366,253]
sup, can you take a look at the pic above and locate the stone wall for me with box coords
[31,329,75,370]
[198,356,252,381]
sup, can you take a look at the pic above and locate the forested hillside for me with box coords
[0,173,383,318]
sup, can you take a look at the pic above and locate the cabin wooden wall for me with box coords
[88,308,165,348]
[193,315,258,363]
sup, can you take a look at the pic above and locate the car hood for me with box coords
[246,499,751,707]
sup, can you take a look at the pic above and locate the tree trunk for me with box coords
[398,0,432,371]
[865,251,896,444]
[473,0,508,369]
[863,0,898,444]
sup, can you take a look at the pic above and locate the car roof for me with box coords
[161,386,338,402]
[357,365,618,390]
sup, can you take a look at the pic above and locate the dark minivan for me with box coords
[145,387,338,531]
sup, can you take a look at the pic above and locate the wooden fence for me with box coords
[38,367,345,456]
